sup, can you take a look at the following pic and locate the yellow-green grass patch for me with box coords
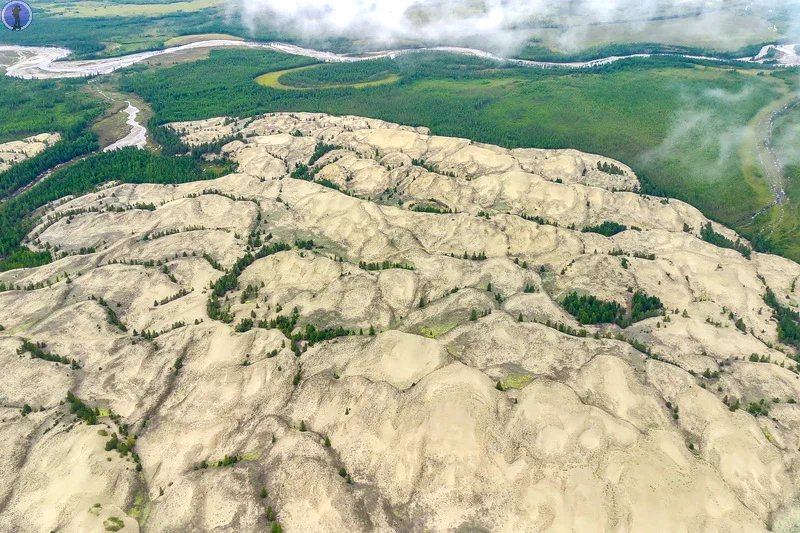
[256,65,401,90]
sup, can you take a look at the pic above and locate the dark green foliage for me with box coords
[94,297,128,332]
[66,391,97,425]
[0,148,232,268]
[235,318,254,333]
[700,222,751,259]
[0,76,103,143]
[105,432,137,457]
[203,253,224,271]
[581,221,628,237]
[630,291,664,323]
[411,158,437,173]
[21,404,32,416]
[413,205,453,214]
[308,143,343,166]
[633,251,656,260]
[271,522,283,533]
[562,292,625,325]
[0,134,99,200]
[358,260,414,271]
[216,454,240,467]
[324,436,331,447]
[764,287,800,348]
[0,248,53,272]
[520,213,558,227]
[459,251,487,261]
[155,288,190,306]
[265,505,275,521]
[747,399,769,417]
[562,290,662,326]
[18,338,80,368]
[260,487,268,499]
[597,161,625,175]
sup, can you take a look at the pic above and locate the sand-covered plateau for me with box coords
[2,113,800,533]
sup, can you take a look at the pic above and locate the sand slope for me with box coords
[0,132,61,173]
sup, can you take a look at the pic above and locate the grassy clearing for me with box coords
[256,64,401,90]
[412,320,461,339]
[502,373,534,390]
[164,33,244,46]
[40,0,224,18]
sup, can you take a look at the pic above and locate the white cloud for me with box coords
[233,0,775,53]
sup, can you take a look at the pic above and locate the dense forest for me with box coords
[562,290,663,327]
[0,76,104,142]
[562,293,625,325]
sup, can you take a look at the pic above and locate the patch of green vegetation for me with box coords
[0,5,241,57]
[502,373,534,390]
[18,338,81,368]
[562,290,663,327]
[582,221,628,237]
[67,391,98,425]
[241,450,262,461]
[764,287,800,348]
[412,320,460,339]
[563,293,624,325]
[127,489,151,525]
[700,222,751,258]
[103,516,125,532]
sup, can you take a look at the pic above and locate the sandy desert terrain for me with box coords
[0,132,61,173]
[1,113,800,532]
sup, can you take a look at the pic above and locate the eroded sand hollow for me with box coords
[1,113,800,533]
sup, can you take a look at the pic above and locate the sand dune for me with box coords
[1,113,799,532]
